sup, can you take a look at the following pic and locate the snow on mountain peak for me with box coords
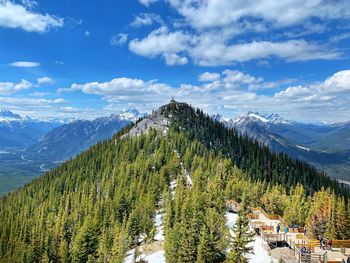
[0,110,22,120]
[241,111,291,124]
[117,109,146,122]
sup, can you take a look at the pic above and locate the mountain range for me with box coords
[0,107,349,197]
[0,109,144,196]
[1,101,348,263]
[24,109,145,161]
[217,112,350,181]
[0,110,61,148]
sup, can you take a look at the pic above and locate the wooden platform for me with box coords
[248,207,350,262]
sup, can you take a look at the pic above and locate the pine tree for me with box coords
[335,197,348,239]
[59,239,70,263]
[110,226,128,263]
[96,230,109,263]
[73,216,99,263]
[197,208,227,263]
[228,197,254,263]
[325,192,337,239]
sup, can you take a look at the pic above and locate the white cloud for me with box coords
[0,77,54,96]
[10,61,40,68]
[0,0,63,32]
[20,0,37,9]
[223,70,263,85]
[30,92,50,97]
[60,69,350,122]
[329,33,350,43]
[0,96,69,120]
[192,39,342,66]
[138,0,158,7]
[0,79,33,95]
[163,53,188,65]
[168,0,350,29]
[199,72,220,82]
[131,13,162,27]
[129,28,342,66]
[129,27,190,56]
[110,33,128,46]
[37,77,54,85]
[274,70,350,102]
[84,31,90,36]
[323,70,350,93]
[129,27,191,65]
[59,106,93,114]
[128,0,347,66]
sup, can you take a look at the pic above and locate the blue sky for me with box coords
[1,0,350,122]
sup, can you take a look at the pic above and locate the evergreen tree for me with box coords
[228,197,254,263]
[110,226,128,263]
[197,208,227,263]
[73,216,99,263]
[59,239,70,263]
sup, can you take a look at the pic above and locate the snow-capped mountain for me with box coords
[24,109,145,161]
[230,111,292,126]
[0,110,23,120]
[214,111,350,180]
[0,110,61,148]
[117,109,146,122]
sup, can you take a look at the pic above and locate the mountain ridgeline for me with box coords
[161,102,345,194]
[0,101,349,263]
[221,112,350,181]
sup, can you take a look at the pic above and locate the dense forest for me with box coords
[0,101,349,262]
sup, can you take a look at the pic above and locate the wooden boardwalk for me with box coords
[248,207,350,263]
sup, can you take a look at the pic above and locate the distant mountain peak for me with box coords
[235,111,292,125]
[117,108,146,122]
[0,110,22,120]
[211,113,226,123]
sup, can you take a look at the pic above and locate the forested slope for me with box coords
[0,101,349,263]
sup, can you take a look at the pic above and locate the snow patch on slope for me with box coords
[144,250,166,263]
[225,211,272,262]
[296,145,310,151]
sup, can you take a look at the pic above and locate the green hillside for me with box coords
[1,102,349,263]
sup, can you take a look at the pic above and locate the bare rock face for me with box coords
[121,106,171,139]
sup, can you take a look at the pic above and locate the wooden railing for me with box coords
[251,221,267,229]
[304,239,350,249]
[248,213,259,219]
[293,244,327,263]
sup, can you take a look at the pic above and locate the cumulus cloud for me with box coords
[223,70,263,85]
[198,72,220,82]
[0,79,33,95]
[127,0,347,66]
[110,33,128,46]
[129,28,341,66]
[274,70,350,104]
[129,27,190,56]
[0,0,63,32]
[10,61,40,68]
[163,53,188,65]
[60,69,350,122]
[168,0,350,29]
[0,77,54,95]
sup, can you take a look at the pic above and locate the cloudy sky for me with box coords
[1,0,350,122]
